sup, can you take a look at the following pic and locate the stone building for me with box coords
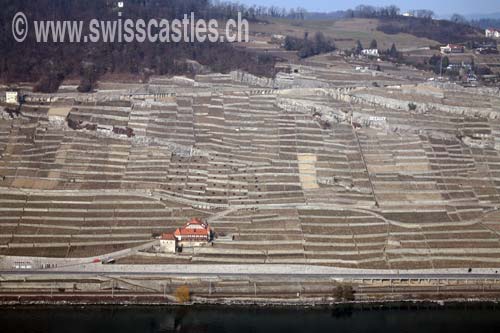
[159,233,177,253]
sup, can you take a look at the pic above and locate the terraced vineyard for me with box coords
[2,54,500,269]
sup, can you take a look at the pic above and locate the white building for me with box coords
[485,28,500,38]
[5,91,19,105]
[361,49,379,57]
[440,44,464,54]
[159,233,177,253]
[369,116,386,122]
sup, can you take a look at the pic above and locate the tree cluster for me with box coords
[284,32,336,58]
[345,5,400,18]
[0,0,277,91]
[406,9,435,19]
[428,55,450,74]
[377,17,481,44]
[470,18,500,30]
[210,2,307,20]
[386,43,401,60]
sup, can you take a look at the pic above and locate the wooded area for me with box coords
[0,0,277,91]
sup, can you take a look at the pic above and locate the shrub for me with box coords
[335,284,355,301]
[77,78,95,93]
[175,285,190,303]
[334,285,344,300]
[67,118,82,130]
[342,285,355,301]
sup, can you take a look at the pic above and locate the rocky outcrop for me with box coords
[230,71,276,88]
[321,87,500,120]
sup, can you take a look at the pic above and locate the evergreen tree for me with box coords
[355,40,364,55]
[389,43,399,58]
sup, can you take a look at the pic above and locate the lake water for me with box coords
[1,303,500,332]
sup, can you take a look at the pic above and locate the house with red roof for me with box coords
[173,218,212,247]
[158,218,212,252]
[440,44,464,54]
[486,28,500,39]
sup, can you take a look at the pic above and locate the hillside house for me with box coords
[361,49,379,57]
[440,44,464,54]
[485,28,500,38]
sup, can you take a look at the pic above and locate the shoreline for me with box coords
[1,295,500,308]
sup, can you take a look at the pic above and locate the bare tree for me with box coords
[451,13,467,24]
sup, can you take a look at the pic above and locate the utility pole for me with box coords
[209,281,212,296]
[111,280,114,298]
